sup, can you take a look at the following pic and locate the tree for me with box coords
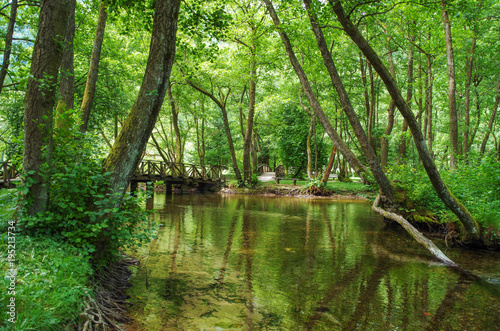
[263,0,370,184]
[80,1,108,133]
[0,0,18,95]
[23,0,70,216]
[330,0,481,242]
[103,0,181,197]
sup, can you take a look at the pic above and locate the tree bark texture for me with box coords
[80,1,108,133]
[23,0,70,216]
[0,0,18,95]
[441,1,459,168]
[480,73,500,154]
[330,0,481,240]
[304,0,393,201]
[264,0,369,184]
[55,0,76,130]
[103,0,181,196]
[398,40,414,162]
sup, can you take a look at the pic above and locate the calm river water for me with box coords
[125,193,500,330]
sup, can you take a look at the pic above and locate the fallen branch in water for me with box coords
[372,194,460,267]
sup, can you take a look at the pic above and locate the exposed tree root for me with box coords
[373,195,478,279]
[79,254,138,330]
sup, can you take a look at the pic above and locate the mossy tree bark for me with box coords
[23,0,70,216]
[103,0,181,197]
[264,0,370,184]
[330,0,481,241]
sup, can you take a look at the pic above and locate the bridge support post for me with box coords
[130,180,139,196]
[165,183,173,195]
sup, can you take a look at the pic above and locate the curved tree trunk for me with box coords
[80,1,108,133]
[304,0,393,201]
[264,0,369,184]
[103,0,181,197]
[330,0,481,241]
[23,0,70,216]
[0,0,18,95]
[322,146,337,184]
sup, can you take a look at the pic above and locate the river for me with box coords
[125,193,500,330]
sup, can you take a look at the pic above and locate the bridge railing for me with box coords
[135,160,223,181]
[0,162,21,187]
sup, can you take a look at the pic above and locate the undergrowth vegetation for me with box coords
[387,153,500,236]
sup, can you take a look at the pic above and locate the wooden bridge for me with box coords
[131,160,225,194]
[0,162,21,189]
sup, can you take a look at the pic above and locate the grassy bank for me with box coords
[0,189,93,330]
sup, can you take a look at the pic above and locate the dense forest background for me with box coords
[1,0,499,245]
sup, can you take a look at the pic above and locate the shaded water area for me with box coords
[125,193,500,330]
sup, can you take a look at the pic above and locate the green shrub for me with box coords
[19,111,155,265]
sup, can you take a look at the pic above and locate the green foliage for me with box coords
[387,154,500,229]
[0,233,92,330]
[19,111,155,265]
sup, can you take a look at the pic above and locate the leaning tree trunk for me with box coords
[441,1,459,168]
[264,0,369,184]
[55,0,76,130]
[80,1,108,133]
[304,0,393,202]
[330,0,481,241]
[322,146,337,184]
[23,0,70,216]
[0,0,18,95]
[103,0,181,197]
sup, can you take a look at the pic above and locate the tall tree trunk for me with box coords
[184,79,243,182]
[304,0,393,201]
[264,0,369,184]
[103,0,181,197]
[167,83,182,163]
[23,0,70,216]
[463,33,476,156]
[331,0,481,241]
[399,37,414,162]
[80,1,108,133]
[55,0,76,130]
[360,54,370,128]
[426,55,434,154]
[0,0,18,95]
[243,49,257,182]
[441,1,459,168]
[480,73,500,154]
[380,28,396,169]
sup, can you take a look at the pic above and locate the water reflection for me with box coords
[126,194,500,330]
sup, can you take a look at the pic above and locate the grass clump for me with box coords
[1,189,92,330]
